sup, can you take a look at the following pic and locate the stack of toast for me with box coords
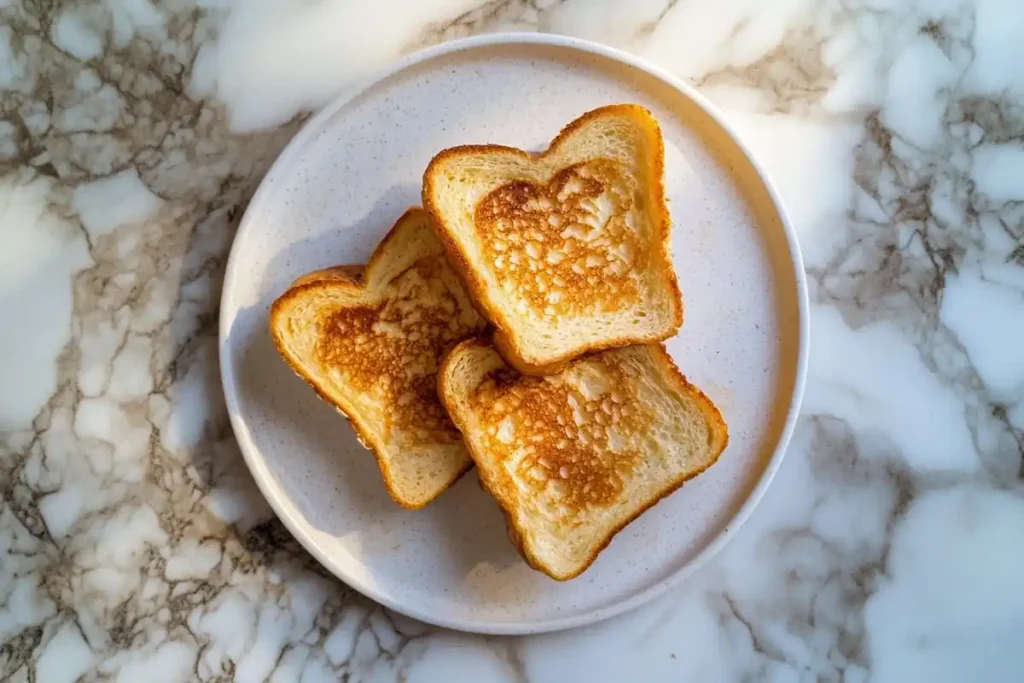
[270,104,728,580]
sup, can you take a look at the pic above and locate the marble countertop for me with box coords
[2,0,1023,681]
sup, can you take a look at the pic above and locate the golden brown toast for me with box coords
[270,209,487,508]
[423,104,683,375]
[438,338,728,580]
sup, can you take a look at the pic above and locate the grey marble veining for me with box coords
[1,0,1023,681]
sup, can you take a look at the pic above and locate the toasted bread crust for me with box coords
[438,338,727,579]
[270,208,478,509]
[423,104,683,375]
[290,265,365,288]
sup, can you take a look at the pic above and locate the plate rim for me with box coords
[218,32,810,635]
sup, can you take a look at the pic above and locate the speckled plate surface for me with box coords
[219,34,808,634]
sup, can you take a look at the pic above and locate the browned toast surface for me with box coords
[438,338,728,579]
[474,158,646,319]
[424,104,683,375]
[270,209,487,508]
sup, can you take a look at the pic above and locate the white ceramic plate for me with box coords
[219,34,808,634]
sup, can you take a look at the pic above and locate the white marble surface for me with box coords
[1,0,1023,681]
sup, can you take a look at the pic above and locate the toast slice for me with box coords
[423,104,682,375]
[270,209,487,508]
[438,338,727,580]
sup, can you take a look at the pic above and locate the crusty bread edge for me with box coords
[423,104,684,376]
[290,264,365,288]
[269,208,473,510]
[438,339,728,580]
